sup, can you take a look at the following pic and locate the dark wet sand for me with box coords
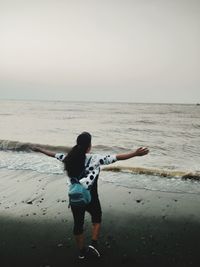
[0,169,200,267]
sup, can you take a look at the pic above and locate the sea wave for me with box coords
[0,139,128,153]
[0,140,200,182]
[0,139,71,153]
[103,166,200,181]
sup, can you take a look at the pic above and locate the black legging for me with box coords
[71,198,102,235]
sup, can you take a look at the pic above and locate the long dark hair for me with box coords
[63,132,91,178]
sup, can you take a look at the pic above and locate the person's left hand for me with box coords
[134,147,149,156]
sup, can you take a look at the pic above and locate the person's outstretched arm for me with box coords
[31,146,56,157]
[79,147,149,189]
[116,147,149,160]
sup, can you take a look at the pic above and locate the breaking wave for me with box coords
[0,139,125,153]
[0,139,71,153]
[0,139,200,181]
[103,166,200,181]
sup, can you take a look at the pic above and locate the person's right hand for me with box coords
[134,147,149,156]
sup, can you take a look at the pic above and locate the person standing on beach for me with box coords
[32,132,149,259]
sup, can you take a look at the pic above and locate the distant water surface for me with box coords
[0,100,199,194]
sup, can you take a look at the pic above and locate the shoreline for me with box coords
[1,168,200,266]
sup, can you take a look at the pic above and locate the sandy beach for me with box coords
[1,168,200,267]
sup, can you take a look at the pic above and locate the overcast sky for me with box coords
[0,0,199,103]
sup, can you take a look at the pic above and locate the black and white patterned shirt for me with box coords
[55,153,117,189]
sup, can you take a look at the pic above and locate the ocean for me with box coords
[0,99,200,194]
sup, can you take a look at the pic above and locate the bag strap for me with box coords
[85,155,92,168]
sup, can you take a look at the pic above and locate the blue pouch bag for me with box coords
[68,182,91,207]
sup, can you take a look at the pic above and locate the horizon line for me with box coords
[0,97,199,105]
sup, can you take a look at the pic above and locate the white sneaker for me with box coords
[78,248,86,260]
[88,245,101,258]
